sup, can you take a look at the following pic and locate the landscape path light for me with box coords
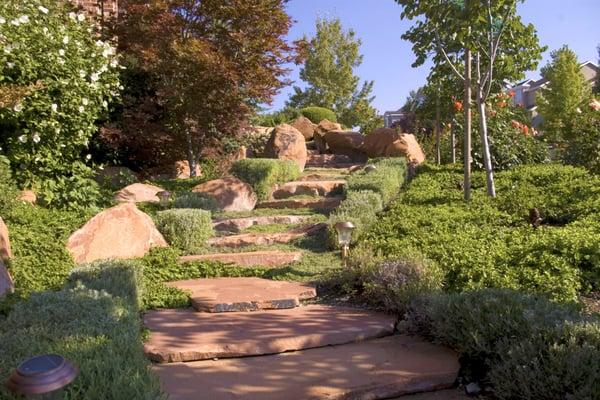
[364,164,377,172]
[334,221,355,267]
[6,354,78,399]
[157,190,172,208]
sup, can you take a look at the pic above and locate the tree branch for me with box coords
[434,30,465,82]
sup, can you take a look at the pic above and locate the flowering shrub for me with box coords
[0,0,120,209]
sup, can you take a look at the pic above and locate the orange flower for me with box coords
[522,125,530,136]
[511,120,521,129]
[454,101,463,112]
[509,91,516,98]
[498,101,507,108]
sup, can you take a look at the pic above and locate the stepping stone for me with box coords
[207,223,326,248]
[154,335,460,400]
[144,305,397,363]
[179,251,302,268]
[212,215,314,233]
[271,180,346,199]
[258,197,343,211]
[166,277,317,312]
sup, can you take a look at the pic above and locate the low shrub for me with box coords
[154,209,213,253]
[231,158,301,201]
[404,289,600,399]
[563,108,600,175]
[0,155,17,215]
[346,158,406,204]
[301,106,337,123]
[0,261,164,399]
[172,192,218,211]
[328,191,381,245]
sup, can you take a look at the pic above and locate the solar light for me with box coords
[6,354,78,399]
[364,164,377,172]
[335,221,355,266]
[157,190,171,208]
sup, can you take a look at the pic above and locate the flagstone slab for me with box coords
[144,305,396,363]
[154,335,459,400]
[166,277,317,312]
[179,251,302,268]
[257,197,343,211]
[212,215,314,233]
[207,223,326,248]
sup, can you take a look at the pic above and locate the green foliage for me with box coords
[538,46,593,142]
[346,158,407,204]
[253,107,301,127]
[0,155,17,215]
[288,18,379,132]
[405,289,600,399]
[300,106,337,124]
[172,192,218,211]
[328,191,381,246]
[231,158,301,201]
[0,261,164,399]
[0,0,121,209]
[362,164,600,302]
[563,108,600,174]
[155,209,213,253]
[94,167,139,191]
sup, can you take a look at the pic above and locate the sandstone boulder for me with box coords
[114,183,165,203]
[314,120,343,153]
[362,128,426,164]
[291,116,317,141]
[0,259,13,297]
[263,124,307,170]
[19,190,36,204]
[67,203,167,264]
[174,160,202,179]
[323,131,367,162]
[0,217,11,261]
[193,176,257,212]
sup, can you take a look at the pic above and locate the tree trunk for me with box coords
[464,46,472,201]
[476,86,496,197]
[435,89,441,165]
[185,130,198,178]
[450,124,456,163]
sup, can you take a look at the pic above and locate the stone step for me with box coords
[271,180,346,199]
[258,197,343,211]
[166,277,317,312]
[144,305,396,363]
[212,215,314,233]
[154,335,460,400]
[306,153,353,166]
[179,251,302,268]
[207,223,326,248]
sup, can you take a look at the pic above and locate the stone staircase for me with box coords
[145,165,460,399]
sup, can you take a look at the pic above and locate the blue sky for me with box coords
[268,0,600,114]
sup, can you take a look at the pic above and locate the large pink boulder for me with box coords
[193,176,257,212]
[0,217,11,261]
[291,116,317,141]
[314,120,343,153]
[363,128,426,164]
[114,183,166,203]
[323,131,367,162]
[263,124,307,170]
[67,203,167,264]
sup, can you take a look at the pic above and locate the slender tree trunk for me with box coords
[450,123,456,163]
[435,89,441,165]
[464,46,472,201]
[185,130,198,178]
[476,86,496,197]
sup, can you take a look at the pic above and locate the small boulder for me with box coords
[314,120,343,153]
[291,116,317,141]
[323,131,367,162]
[174,160,202,179]
[0,217,11,261]
[263,124,307,171]
[362,128,426,164]
[67,203,167,264]
[193,176,257,212]
[18,190,36,204]
[0,259,14,297]
[114,183,165,203]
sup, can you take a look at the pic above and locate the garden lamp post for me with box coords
[157,191,171,208]
[335,221,355,267]
[6,354,78,399]
[364,164,377,172]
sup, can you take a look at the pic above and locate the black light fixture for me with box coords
[6,354,78,399]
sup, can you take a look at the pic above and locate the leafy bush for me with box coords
[0,155,17,215]
[253,107,301,127]
[155,209,213,253]
[231,158,301,201]
[404,289,600,399]
[346,158,406,204]
[301,106,337,124]
[0,0,121,209]
[240,128,273,157]
[362,164,600,302]
[0,261,164,399]
[563,108,600,174]
[172,192,218,211]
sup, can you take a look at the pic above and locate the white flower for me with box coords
[51,103,58,112]
[85,154,92,160]
[0,17,5,24]
[90,73,99,82]
[102,100,108,108]
[10,19,19,26]
[38,6,49,14]
[13,103,23,112]
[56,128,61,134]
[82,98,89,106]
[110,59,118,68]
[58,49,65,56]
[69,12,77,20]
[60,144,66,148]
[18,135,27,143]
[63,36,69,45]
[32,133,41,143]
[99,65,108,73]
[118,85,124,90]
[79,70,86,78]
[95,40,104,47]
[78,106,84,113]
[42,27,48,34]
[7,62,14,68]
[18,15,29,24]
[77,14,85,22]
